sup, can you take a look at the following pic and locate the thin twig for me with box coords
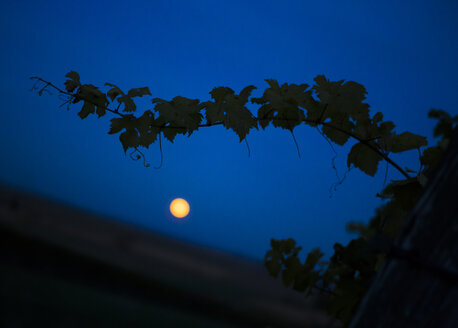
[316,127,350,197]
[245,138,251,158]
[154,133,163,169]
[417,148,423,173]
[130,149,141,161]
[58,98,72,109]
[38,82,52,96]
[383,160,389,186]
[30,76,129,118]
[136,148,150,167]
[290,130,301,159]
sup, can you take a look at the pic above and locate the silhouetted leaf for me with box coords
[108,115,137,134]
[118,95,137,112]
[205,86,257,141]
[205,87,235,123]
[428,108,458,139]
[347,142,383,176]
[64,71,81,92]
[373,112,383,123]
[105,83,124,101]
[312,75,370,122]
[265,249,282,277]
[152,96,203,142]
[239,85,257,101]
[78,101,95,119]
[252,79,307,131]
[119,129,139,153]
[390,131,427,153]
[65,71,80,82]
[420,146,443,168]
[327,278,366,325]
[105,83,148,112]
[322,119,354,145]
[304,248,324,270]
[127,87,152,98]
[282,256,301,287]
[75,84,108,118]
[380,178,423,210]
[136,110,159,147]
[376,121,396,138]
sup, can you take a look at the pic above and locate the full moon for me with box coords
[169,198,190,218]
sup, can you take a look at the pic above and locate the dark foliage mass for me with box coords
[32,72,457,326]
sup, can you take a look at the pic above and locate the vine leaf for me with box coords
[327,278,367,325]
[108,115,137,134]
[322,120,355,145]
[265,249,282,277]
[75,84,108,118]
[105,83,124,101]
[152,96,204,142]
[119,129,140,153]
[118,95,136,112]
[313,75,369,121]
[127,87,152,98]
[108,114,138,152]
[64,71,81,92]
[312,75,370,145]
[304,248,325,271]
[377,121,396,136]
[108,112,159,152]
[105,83,151,113]
[78,102,95,119]
[347,142,383,176]
[372,112,383,123]
[301,96,324,125]
[428,109,458,139]
[379,178,423,210]
[390,131,427,153]
[252,79,307,131]
[204,86,258,141]
[282,256,302,287]
[420,146,443,169]
[136,110,159,148]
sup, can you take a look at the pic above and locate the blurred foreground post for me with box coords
[350,128,458,328]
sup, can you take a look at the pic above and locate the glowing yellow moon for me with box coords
[169,198,190,218]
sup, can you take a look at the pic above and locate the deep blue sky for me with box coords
[1,1,457,261]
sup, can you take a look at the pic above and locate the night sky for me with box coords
[1,1,457,261]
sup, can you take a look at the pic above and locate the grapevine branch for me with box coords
[30,76,411,179]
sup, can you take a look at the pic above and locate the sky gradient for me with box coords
[1,0,457,261]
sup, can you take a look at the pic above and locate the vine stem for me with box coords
[316,120,411,179]
[30,77,129,118]
[31,76,411,179]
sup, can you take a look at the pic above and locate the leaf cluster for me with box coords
[265,113,456,326]
[62,71,428,180]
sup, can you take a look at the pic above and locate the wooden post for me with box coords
[349,128,458,328]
